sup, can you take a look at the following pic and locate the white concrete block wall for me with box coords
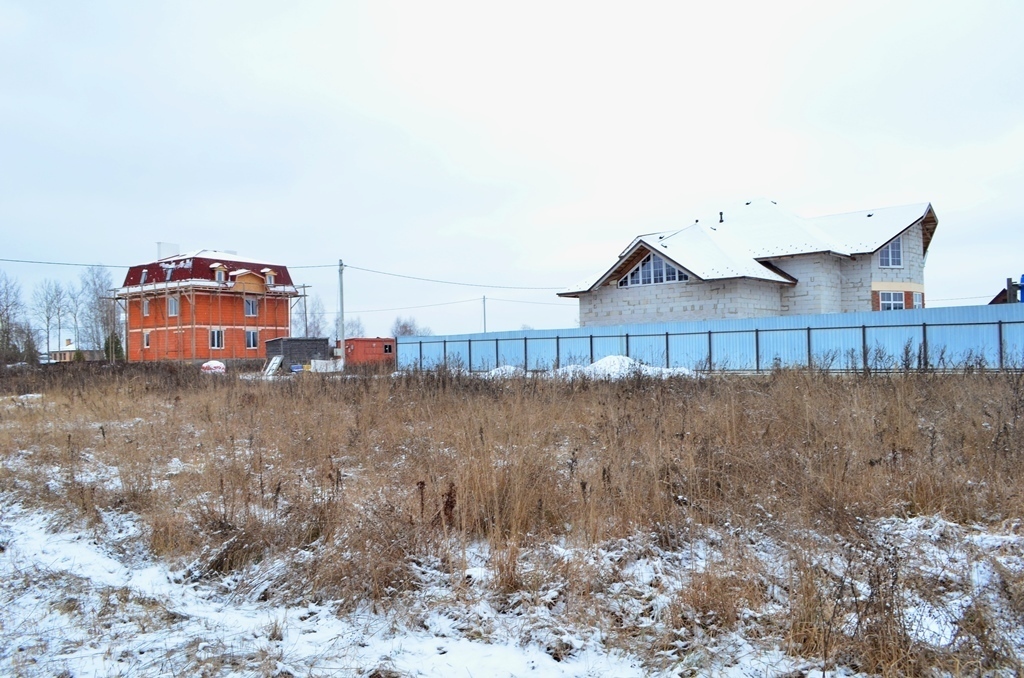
[840,222,924,312]
[772,253,843,315]
[579,277,782,326]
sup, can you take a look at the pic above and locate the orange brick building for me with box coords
[117,250,298,362]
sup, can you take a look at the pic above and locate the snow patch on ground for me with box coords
[478,356,693,380]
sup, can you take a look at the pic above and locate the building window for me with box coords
[246,330,258,349]
[142,298,149,316]
[383,344,393,354]
[215,269,226,282]
[210,329,224,349]
[880,291,905,311]
[167,296,179,317]
[165,267,174,282]
[140,269,148,285]
[265,272,275,285]
[244,298,258,317]
[913,292,923,309]
[879,236,902,268]
[618,253,688,288]
[143,332,150,349]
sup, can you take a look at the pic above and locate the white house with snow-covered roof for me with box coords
[559,199,938,326]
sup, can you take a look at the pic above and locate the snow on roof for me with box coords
[564,199,935,295]
[157,250,279,266]
[807,203,934,254]
[640,224,793,283]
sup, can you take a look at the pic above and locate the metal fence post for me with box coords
[443,339,448,367]
[998,320,1005,370]
[861,325,868,372]
[468,339,473,373]
[495,339,500,369]
[555,336,560,369]
[806,327,812,369]
[707,330,713,370]
[589,335,594,365]
[921,322,928,369]
[625,333,630,360]
[419,340,423,370]
[754,328,760,373]
[665,332,670,368]
[523,336,528,371]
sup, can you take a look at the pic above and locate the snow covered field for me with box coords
[2,365,1023,676]
[4,496,1023,677]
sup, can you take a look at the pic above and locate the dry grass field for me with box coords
[2,363,1023,676]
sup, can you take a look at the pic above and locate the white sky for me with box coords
[2,1,1023,337]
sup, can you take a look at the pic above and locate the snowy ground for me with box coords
[3,494,1023,676]
[3,367,1024,677]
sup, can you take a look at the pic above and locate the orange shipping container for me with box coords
[345,337,396,365]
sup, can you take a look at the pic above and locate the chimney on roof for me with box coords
[719,211,724,223]
[157,242,179,259]
[65,339,72,347]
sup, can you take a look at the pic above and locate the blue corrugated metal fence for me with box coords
[397,305,1024,372]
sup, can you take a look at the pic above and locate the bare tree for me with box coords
[307,295,328,338]
[66,283,84,347]
[344,316,365,339]
[391,316,432,337]
[53,281,68,351]
[0,270,25,363]
[32,279,61,354]
[79,266,120,351]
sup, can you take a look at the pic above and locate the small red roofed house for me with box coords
[116,250,298,362]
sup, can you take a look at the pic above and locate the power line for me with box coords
[487,296,574,307]
[1,256,563,290]
[0,257,126,269]
[930,295,993,301]
[340,298,480,314]
[342,264,562,290]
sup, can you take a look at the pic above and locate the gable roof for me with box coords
[806,203,938,255]
[561,200,936,297]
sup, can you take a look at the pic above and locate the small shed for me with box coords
[345,337,396,366]
[265,337,331,369]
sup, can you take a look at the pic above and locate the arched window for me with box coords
[618,253,688,288]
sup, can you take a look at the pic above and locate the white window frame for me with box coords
[142,298,149,316]
[210,329,225,350]
[265,272,275,285]
[143,332,150,349]
[618,252,688,288]
[139,269,148,285]
[913,292,923,309]
[245,330,258,349]
[879,291,905,311]
[244,297,258,317]
[215,269,226,283]
[879,236,903,268]
[167,296,179,317]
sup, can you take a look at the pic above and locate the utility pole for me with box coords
[338,260,345,350]
[483,295,487,333]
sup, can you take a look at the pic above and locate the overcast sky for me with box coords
[2,1,1023,337]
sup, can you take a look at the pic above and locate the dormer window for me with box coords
[618,253,688,288]
[879,236,902,268]
[215,269,226,283]
[139,269,148,285]
[265,272,275,285]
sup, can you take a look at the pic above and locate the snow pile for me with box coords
[479,356,693,380]
[201,360,226,374]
